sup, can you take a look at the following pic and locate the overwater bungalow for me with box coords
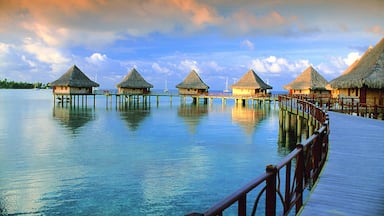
[176,70,209,95]
[50,65,99,94]
[231,69,272,96]
[328,38,384,105]
[284,66,330,96]
[116,68,153,94]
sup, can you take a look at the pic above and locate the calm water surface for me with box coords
[0,89,291,215]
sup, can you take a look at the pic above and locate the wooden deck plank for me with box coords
[300,112,384,216]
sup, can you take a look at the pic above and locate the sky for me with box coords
[0,0,383,91]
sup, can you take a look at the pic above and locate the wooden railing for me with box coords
[331,98,384,120]
[289,94,384,120]
[186,96,329,216]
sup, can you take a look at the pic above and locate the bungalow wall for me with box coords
[178,88,208,95]
[118,88,150,94]
[366,89,384,105]
[53,86,93,94]
[232,88,267,96]
[335,88,359,98]
[289,89,330,96]
[331,87,384,105]
[289,89,311,95]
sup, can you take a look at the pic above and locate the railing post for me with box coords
[238,194,246,216]
[266,164,277,216]
[295,144,304,214]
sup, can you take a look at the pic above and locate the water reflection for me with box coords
[0,90,296,215]
[231,104,267,135]
[178,103,208,134]
[278,112,310,152]
[118,104,150,131]
[53,106,95,135]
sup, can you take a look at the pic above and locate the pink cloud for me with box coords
[366,25,384,35]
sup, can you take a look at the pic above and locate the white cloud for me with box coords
[178,60,199,73]
[152,62,171,75]
[343,52,360,66]
[86,53,108,64]
[317,52,361,78]
[202,61,224,72]
[250,56,309,75]
[269,63,281,73]
[265,56,277,63]
[21,55,37,68]
[251,59,267,73]
[0,42,12,53]
[22,37,70,65]
[240,39,254,50]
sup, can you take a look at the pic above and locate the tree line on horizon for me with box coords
[0,78,48,89]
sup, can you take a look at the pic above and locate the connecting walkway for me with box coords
[300,112,384,215]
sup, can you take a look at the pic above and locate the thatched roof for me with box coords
[50,65,99,87]
[231,69,272,89]
[283,66,328,90]
[116,68,153,88]
[176,70,209,89]
[329,37,384,89]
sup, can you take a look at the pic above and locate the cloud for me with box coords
[365,25,384,35]
[171,0,222,27]
[0,0,222,47]
[22,37,70,65]
[86,53,108,65]
[1,0,382,51]
[202,61,224,72]
[317,51,361,78]
[241,40,254,50]
[152,62,171,75]
[222,10,298,36]
[250,56,310,75]
[178,59,199,73]
[343,52,360,66]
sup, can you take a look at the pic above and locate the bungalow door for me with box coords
[360,86,367,104]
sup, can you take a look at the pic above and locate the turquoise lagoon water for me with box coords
[0,89,292,215]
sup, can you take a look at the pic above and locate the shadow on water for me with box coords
[177,103,208,134]
[118,102,151,131]
[277,113,311,156]
[52,106,96,135]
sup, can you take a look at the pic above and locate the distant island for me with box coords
[0,78,48,89]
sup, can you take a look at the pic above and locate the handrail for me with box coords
[186,95,329,216]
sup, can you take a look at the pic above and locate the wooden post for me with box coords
[238,194,246,216]
[308,117,314,136]
[266,164,277,216]
[295,144,304,214]
[297,115,302,143]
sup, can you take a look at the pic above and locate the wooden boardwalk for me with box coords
[300,112,384,216]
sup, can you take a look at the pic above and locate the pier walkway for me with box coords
[300,112,384,215]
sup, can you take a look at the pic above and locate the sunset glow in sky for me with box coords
[0,0,383,90]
